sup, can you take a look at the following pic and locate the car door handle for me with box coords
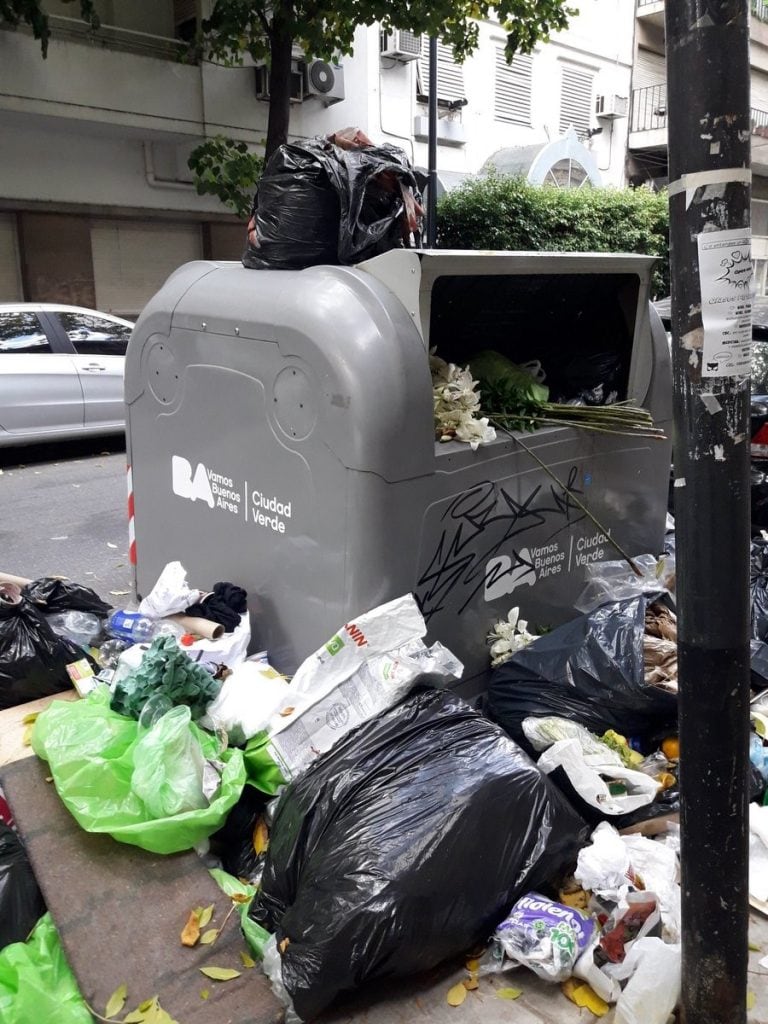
[82,362,107,372]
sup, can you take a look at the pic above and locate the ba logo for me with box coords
[171,455,214,509]
[484,549,537,602]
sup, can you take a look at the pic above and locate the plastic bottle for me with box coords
[107,610,158,644]
[97,637,130,670]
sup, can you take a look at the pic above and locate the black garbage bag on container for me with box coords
[243,131,426,271]
[0,591,88,710]
[251,687,587,1021]
[486,594,679,755]
[0,824,46,950]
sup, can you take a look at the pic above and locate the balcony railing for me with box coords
[630,84,667,133]
[631,84,768,140]
[637,0,768,20]
[44,15,191,62]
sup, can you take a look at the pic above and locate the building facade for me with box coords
[628,0,768,293]
[0,1,633,315]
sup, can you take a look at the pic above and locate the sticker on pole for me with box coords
[697,227,752,378]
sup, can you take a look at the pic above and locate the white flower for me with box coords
[487,606,538,667]
[431,355,495,450]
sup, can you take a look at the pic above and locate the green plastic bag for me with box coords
[0,914,91,1024]
[242,731,288,796]
[209,868,271,960]
[32,688,246,855]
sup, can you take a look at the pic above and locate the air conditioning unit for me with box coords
[380,29,422,62]
[255,60,304,103]
[595,93,629,119]
[302,59,345,104]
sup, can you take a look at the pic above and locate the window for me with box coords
[495,49,532,125]
[417,38,465,105]
[560,65,594,139]
[0,312,50,353]
[57,312,132,357]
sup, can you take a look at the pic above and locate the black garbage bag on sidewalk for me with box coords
[752,537,768,640]
[486,594,679,755]
[244,129,426,271]
[0,593,88,710]
[0,824,46,950]
[22,577,111,617]
[252,687,587,1021]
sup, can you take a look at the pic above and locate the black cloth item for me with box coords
[22,577,111,617]
[252,687,587,1021]
[185,582,247,633]
[0,824,46,950]
[751,538,768,640]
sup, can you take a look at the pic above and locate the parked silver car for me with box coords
[0,303,133,447]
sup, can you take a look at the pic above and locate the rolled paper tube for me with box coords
[0,572,33,587]
[166,614,224,640]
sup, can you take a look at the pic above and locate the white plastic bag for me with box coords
[183,612,251,671]
[200,662,290,744]
[613,938,681,1024]
[621,833,681,941]
[537,738,660,815]
[575,822,634,897]
[138,561,202,618]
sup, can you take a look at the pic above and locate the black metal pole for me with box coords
[665,3,752,1022]
[426,35,438,247]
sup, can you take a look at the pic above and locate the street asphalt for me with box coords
[0,436,134,607]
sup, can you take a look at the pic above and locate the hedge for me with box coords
[436,175,669,298]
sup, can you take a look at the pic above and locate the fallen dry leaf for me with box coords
[45,776,53,783]
[278,937,290,955]
[465,958,480,972]
[231,892,250,904]
[180,909,201,947]
[279,706,295,717]
[109,589,131,597]
[463,975,479,991]
[22,724,34,747]
[199,966,241,982]
[198,904,215,929]
[240,951,256,969]
[200,989,210,1001]
[253,817,269,856]
[750,941,761,952]
[748,991,757,1010]
[200,929,219,945]
[104,982,127,1018]
[21,712,39,725]
[447,983,467,1007]
[496,987,523,1001]
[562,979,608,1016]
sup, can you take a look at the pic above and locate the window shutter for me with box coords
[417,37,465,103]
[494,49,532,125]
[559,66,594,138]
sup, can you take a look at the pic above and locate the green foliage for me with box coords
[197,0,577,67]
[0,0,98,56]
[437,175,670,297]
[187,136,264,220]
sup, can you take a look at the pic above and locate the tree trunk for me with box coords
[265,21,293,163]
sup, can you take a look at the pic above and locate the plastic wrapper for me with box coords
[22,577,111,617]
[483,892,596,982]
[243,132,426,271]
[251,688,588,1021]
[31,687,246,854]
[0,913,92,1024]
[0,825,46,951]
[110,634,221,721]
[575,555,676,615]
[44,611,102,648]
[0,591,89,711]
[201,662,290,746]
[486,594,679,754]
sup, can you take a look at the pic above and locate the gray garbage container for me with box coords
[125,249,672,688]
